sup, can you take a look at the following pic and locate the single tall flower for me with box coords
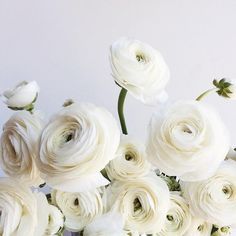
[110,37,170,104]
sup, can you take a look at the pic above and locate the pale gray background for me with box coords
[0,0,236,234]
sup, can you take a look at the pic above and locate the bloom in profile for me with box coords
[36,102,120,192]
[52,188,103,232]
[2,80,39,110]
[105,174,170,234]
[105,136,151,181]
[181,160,236,226]
[147,100,230,181]
[110,37,170,104]
[0,111,44,187]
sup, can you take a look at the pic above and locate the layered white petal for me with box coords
[0,178,43,236]
[181,160,236,226]
[106,136,151,181]
[105,174,170,234]
[36,102,120,192]
[147,100,230,181]
[0,111,44,187]
[52,188,103,232]
[184,218,212,236]
[110,37,170,105]
[158,192,191,236]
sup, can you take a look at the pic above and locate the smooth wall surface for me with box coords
[0,0,236,232]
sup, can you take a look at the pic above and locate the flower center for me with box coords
[136,54,146,63]
[166,214,174,221]
[221,226,230,233]
[65,133,73,142]
[133,198,142,212]
[74,198,79,206]
[125,153,133,161]
[197,225,204,231]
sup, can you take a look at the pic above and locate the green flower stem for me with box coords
[196,88,218,101]
[118,88,128,135]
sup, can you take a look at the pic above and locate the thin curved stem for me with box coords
[196,88,218,101]
[118,88,128,135]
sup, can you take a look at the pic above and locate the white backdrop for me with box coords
[0,0,236,234]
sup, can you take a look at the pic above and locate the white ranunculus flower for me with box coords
[184,218,212,236]
[105,136,151,181]
[2,80,39,109]
[110,37,170,104]
[83,211,124,236]
[44,205,64,235]
[0,178,47,236]
[36,102,120,192]
[105,174,170,234]
[52,188,103,232]
[181,160,236,226]
[147,100,230,181]
[0,111,44,187]
[157,192,191,236]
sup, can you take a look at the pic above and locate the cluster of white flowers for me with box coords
[0,37,236,236]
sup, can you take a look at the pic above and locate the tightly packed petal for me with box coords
[181,160,236,226]
[0,111,44,186]
[106,136,151,181]
[105,174,170,234]
[147,100,230,181]
[52,188,103,232]
[184,217,212,236]
[157,192,191,236]
[0,178,47,236]
[110,37,170,104]
[36,102,120,192]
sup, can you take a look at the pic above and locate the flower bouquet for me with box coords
[0,37,235,236]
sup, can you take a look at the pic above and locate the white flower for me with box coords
[212,226,231,236]
[181,160,236,226]
[105,136,151,181]
[110,37,170,104]
[83,211,124,236]
[105,174,170,234]
[45,205,64,235]
[147,100,230,181]
[0,178,47,236]
[184,218,212,236]
[158,192,191,236]
[52,188,103,232]
[2,80,39,109]
[36,102,120,192]
[0,111,44,187]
